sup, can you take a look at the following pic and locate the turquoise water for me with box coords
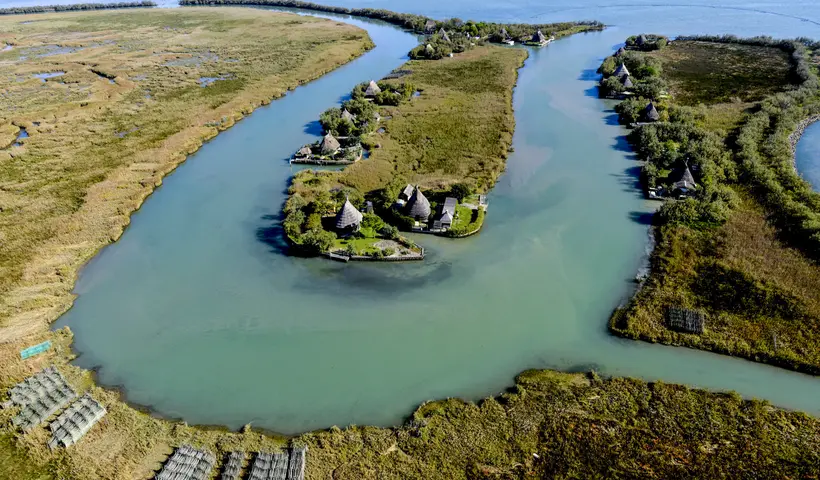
[796,122,820,190]
[54,4,820,434]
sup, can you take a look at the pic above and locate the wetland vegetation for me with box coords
[0,7,374,478]
[606,35,820,375]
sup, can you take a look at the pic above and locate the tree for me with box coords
[305,213,322,231]
[301,228,335,253]
[450,182,472,200]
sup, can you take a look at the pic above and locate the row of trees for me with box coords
[408,34,471,60]
[179,0,603,42]
[625,34,668,51]
[0,1,155,14]
[734,43,820,259]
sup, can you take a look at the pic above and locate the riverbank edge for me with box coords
[605,37,820,377]
[0,10,378,478]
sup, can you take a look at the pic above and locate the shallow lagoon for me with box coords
[55,3,820,434]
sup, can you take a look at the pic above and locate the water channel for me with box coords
[796,122,820,190]
[55,3,820,434]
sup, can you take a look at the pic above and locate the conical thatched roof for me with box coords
[341,109,356,122]
[425,43,435,54]
[500,28,511,40]
[673,164,697,190]
[335,198,363,230]
[644,102,660,122]
[614,63,630,78]
[365,80,381,97]
[320,133,340,154]
[636,34,647,46]
[407,186,431,219]
[296,145,312,157]
[616,46,626,56]
[533,30,546,44]
[424,20,436,33]
[622,75,634,88]
[438,28,451,43]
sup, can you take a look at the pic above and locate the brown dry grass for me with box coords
[0,7,371,479]
[614,195,820,373]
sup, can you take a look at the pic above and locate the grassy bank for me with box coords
[606,36,820,374]
[302,370,820,479]
[0,7,373,478]
[283,45,526,256]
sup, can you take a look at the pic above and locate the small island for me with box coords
[283,31,530,260]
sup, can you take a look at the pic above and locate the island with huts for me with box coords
[606,34,820,376]
[282,26,528,261]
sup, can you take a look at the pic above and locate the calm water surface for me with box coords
[54,2,820,434]
[796,122,820,190]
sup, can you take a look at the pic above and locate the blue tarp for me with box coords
[20,340,51,359]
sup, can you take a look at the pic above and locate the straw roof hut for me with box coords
[616,46,626,56]
[614,63,630,78]
[621,75,634,89]
[364,80,381,97]
[636,34,647,46]
[500,28,511,40]
[335,198,363,230]
[532,30,547,45]
[672,164,697,191]
[296,145,312,157]
[406,186,431,219]
[320,133,340,154]
[438,28,451,43]
[644,102,660,122]
[424,20,437,33]
[341,109,356,122]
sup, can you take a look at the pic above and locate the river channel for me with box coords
[55,3,820,434]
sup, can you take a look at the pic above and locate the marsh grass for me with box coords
[0,7,372,479]
[339,47,527,194]
[649,41,793,106]
[302,370,820,479]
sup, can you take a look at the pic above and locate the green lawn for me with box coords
[450,205,475,231]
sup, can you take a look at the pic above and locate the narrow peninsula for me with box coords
[603,35,820,375]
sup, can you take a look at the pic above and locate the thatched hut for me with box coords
[295,145,312,158]
[335,198,363,231]
[614,63,630,78]
[500,28,512,41]
[320,133,340,155]
[365,80,381,97]
[341,109,356,122]
[615,46,626,56]
[424,20,436,33]
[621,75,634,89]
[644,102,660,122]
[636,34,647,47]
[438,28,451,43]
[532,30,547,45]
[406,186,431,220]
[671,164,697,196]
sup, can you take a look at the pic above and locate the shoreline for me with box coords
[788,113,820,173]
